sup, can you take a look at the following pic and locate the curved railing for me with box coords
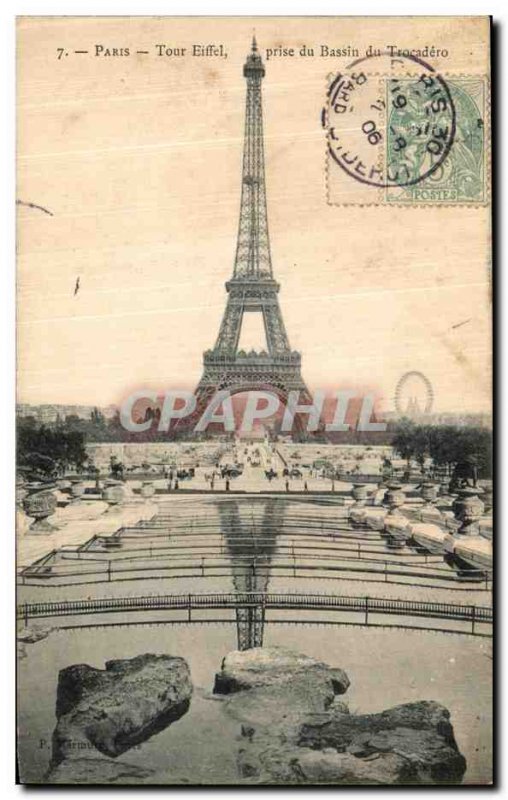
[17,591,492,635]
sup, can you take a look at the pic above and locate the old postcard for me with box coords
[16,16,492,785]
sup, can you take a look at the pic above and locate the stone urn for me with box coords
[419,481,441,515]
[438,480,453,503]
[351,483,369,507]
[383,482,408,548]
[452,487,485,536]
[349,484,370,528]
[140,481,156,499]
[70,479,87,502]
[23,489,58,532]
[384,481,405,516]
[421,481,439,505]
[373,479,386,499]
[101,480,125,510]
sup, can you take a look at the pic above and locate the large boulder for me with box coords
[297,700,466,784]
[214,647,351,782]
[213,646,349,698]
[51,654,192,767]
[295,748,411,784]
[214,648,466,785]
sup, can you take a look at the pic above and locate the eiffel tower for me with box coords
[190,38,312,430]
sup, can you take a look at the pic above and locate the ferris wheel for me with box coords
[394,371,434,416]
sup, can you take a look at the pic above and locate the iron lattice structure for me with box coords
[216,497,284,650]
[191,39,312,425]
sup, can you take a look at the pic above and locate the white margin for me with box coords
[2,2,504,798]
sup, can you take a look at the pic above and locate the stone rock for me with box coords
[17,624,54,644]
[213,646,349,697]
[214,649,466,785]
[296,748,410,784]
[51,654,192,766]
[298,701,466,784]
[214,647,351,784]
[330,697,350,714]
[226,680,345,729]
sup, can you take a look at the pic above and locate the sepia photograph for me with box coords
[15,13,493,786]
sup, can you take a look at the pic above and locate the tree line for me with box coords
[17,416,88,479]
[17,410,492,482]
[391,418,492,480]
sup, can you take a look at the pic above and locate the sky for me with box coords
[16,16,492,415]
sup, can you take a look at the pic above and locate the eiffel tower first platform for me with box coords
[190,38,312,428]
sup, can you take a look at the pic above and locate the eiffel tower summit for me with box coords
[191,38,312,426]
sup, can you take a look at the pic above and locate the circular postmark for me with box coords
[322,52,456,189]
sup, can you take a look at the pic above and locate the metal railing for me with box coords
[17,591,492,635]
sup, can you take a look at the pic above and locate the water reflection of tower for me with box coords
[215,497,284,650]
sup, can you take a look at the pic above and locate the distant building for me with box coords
[384,409,491,429]
[16,403,117,423]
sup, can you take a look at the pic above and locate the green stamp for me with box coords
[385,77,489,205]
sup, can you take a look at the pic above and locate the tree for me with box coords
[392,420,492,481]
[90,407,105,425]
[17,420,87,479]
[390,418,417,466]
[20,452,58,480]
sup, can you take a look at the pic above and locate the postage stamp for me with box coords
[324,52,490,206]
[383,77,489,205]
